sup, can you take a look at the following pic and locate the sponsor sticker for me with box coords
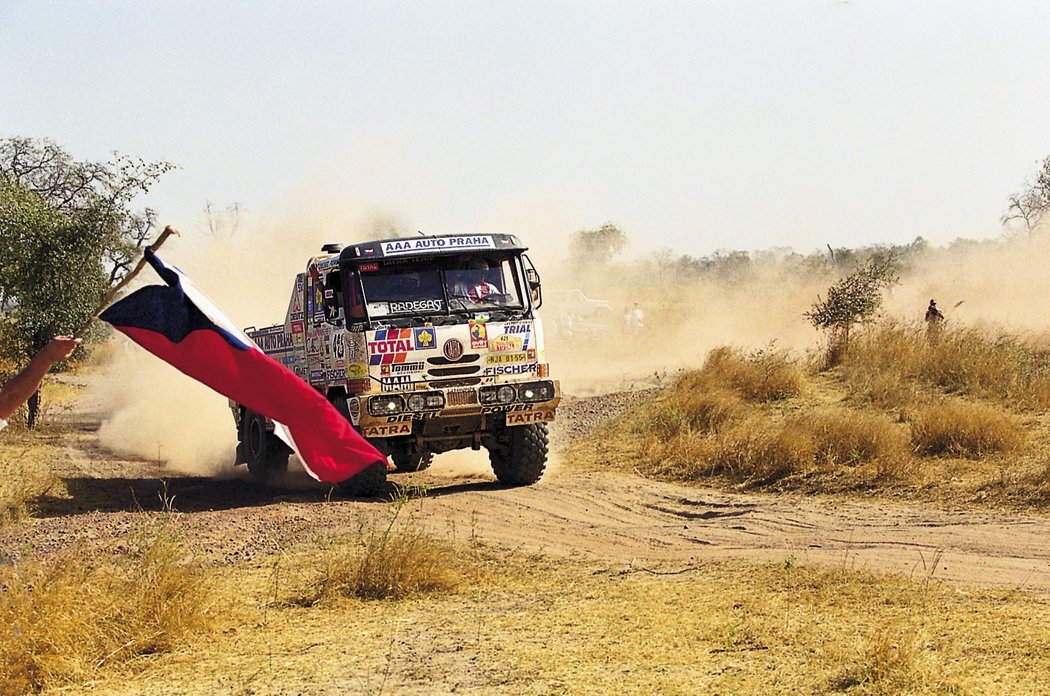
[348,397,361,424]
[484,363,539,376]
[388,299,444,314]
[347,363,368,377]
[381,236,495,256]
[380,361,424,376]
[490,334,522,352]
[369,328,415,354]
[470,320,488,349]
[345,333,365,362]
[413,327,437,350]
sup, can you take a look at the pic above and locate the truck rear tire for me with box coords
[392,452,433,473]
[488,423,548,486]
[335,461,389,497]
[241,410,289,484]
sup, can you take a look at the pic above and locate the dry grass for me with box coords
[910,399,1026,458]
[844,323,1050,410]
[0,526,215,693]
[0,452,56,524]
[692,345,805,402]
[296,491,463,604]
[574,329,1050,507]
[709,410,913,485]
[70,551,1050,695]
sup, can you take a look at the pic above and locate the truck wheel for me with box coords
[488,423,548,486]
[241,410,289,484]
[335,461,389,497]
[392,452,433,473]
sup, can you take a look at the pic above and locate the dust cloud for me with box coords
[91,192,404,475]
[89,170,1050,478]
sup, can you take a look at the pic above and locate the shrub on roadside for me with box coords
[693,346,805,402]
[910,399,1025,458]
[0,528,215,694]
[843,323,1050,410]
[299,497,461,604]
[705,411,911,484]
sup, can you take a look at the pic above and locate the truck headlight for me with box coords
[496,385,517,404]
[406,392,445,411]
[368,395,404,416]
[520,381,555,402]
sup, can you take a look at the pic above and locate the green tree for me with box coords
[0,137,173,426]
[805,255,899,367]
[569,222,627,266]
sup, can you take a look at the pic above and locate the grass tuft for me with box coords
[910,399,1025,458]
[844,323,1050,410]
[691,346,805,402]
[299,492,462,604]
[833,624,926,694]
[0,526,215,694]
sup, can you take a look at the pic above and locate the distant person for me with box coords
[625,302,645,335]
[925,299,944,323]
[0,336,81,431]
[925,299,945,340]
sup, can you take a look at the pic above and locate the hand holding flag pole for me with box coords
[75,225,180,338]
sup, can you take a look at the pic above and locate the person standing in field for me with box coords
[0,336,81,432]
[924,299,945,341]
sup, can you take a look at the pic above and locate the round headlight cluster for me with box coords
[367,395,404,417]
[479,381,555,405]
[407,392,446,411]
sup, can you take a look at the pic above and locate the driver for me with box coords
[452,258,499,302]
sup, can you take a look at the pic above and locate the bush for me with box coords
[0,528,214,693]
[910,399,1025,458]
[843,323,1050,410]
[705,411,911,484]
[299,496,461,604]
[692,346,805,402]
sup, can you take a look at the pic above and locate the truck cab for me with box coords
[235,233,560,495]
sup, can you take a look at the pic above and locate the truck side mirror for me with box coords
[525,268,542,307]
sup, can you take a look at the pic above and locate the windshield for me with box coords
[358,255,527,320]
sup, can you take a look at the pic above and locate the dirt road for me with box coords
[4,389,1050,592]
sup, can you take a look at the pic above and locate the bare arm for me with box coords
[0,336,81,420]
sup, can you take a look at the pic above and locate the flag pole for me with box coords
[75,225,180,338]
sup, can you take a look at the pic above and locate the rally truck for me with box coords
[232,233,560,496]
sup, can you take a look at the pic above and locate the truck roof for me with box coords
[338,233,528,263]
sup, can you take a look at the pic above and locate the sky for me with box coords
[3,1,1050,258]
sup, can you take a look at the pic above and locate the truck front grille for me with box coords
[429,378,481,389]
[428,354,481,366]
[428,365,481,377]
[446,389,479,406]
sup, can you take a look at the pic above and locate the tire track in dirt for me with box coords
[3,386,1049,593]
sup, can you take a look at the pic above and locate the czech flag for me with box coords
[99,249,385,484]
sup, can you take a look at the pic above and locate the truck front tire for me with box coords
[241,410,290,484]
[335,460,389,497]
[392,451,433,473]
[488,423,548,486]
